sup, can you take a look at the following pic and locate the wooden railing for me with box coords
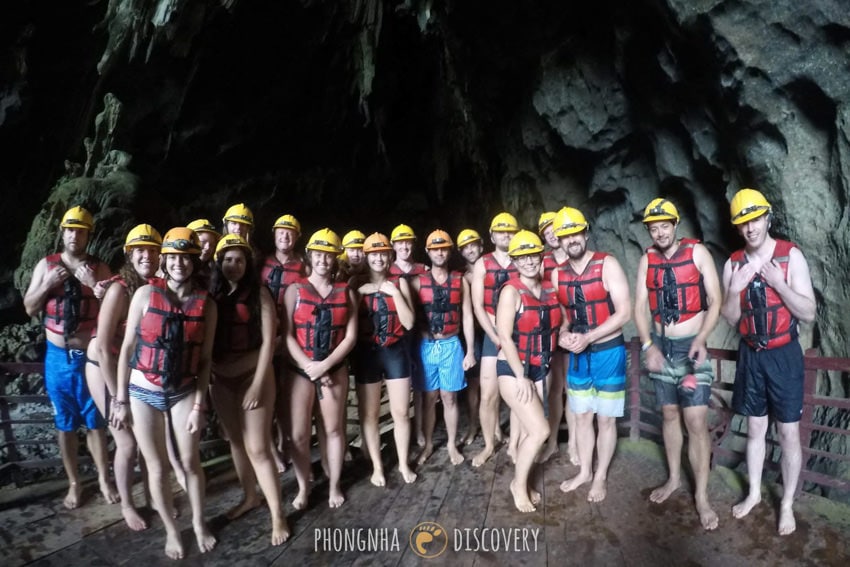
[3,339,850,496]
[623,337,850,496]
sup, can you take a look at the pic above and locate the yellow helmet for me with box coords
[730,188,771,225]
[553,207,589,237]
[187,219,220,236]
[60,206,94,231]
[490,212,519,233]
[456,228,482,248]
[642,198,680,224]
[124,224,163,253]
[342,229,366,249]
[538,211,557,234]
[508,230,545,257]
[215,234,252,259]
[306,228,342,253]
[222,203,254,227]
[161,227,202,255]
[272,214,301,234]
[363,232,392,253]
[425,229,453,249]
[391,224,416,242]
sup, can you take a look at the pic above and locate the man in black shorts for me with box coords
[721,188,816,536]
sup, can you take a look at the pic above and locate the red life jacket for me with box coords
[389,262,428,278]
[509,279,563,367]
[556,252,614,333]
[43,253,101,337]
[359,291,405,347]
[213,285,262,356]
[416,271,463,337]
[131,280,208,390]
[92,275,166,355]
[293,281,350,360]
[543,251,567,282]
[731,239,798,350]
[482,253,518,315]
[261,255,306,307]
[646,239,707,326]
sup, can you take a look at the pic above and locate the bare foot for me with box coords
[649,478,681,504]
[273,450,288,473]
[536,442,558,464]
[472,447,494,468]
[194,524,217,553]
[732,495,761,519]
[560,471,592,493]
[271,516,291,545]
[462,427,478,446]
[697,500,719,531]
[588,476,607,503]
[417,444,434,466]
[328,488,346,509]
[448,446,465,466]
[64,482,82,510]
[292,489,309,511]
[227,495,262,520]
[99,479,120,504]
[530,489,541,506]
[510,480,536,513]
[165,530,184,560]
[400,466,418,484]
[370,470,386,487]
[778,504,796,535]
[567,443,580,466]
[121,505,148,531]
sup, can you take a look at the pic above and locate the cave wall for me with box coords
[2,0,849,368]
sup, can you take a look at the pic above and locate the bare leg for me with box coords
[318,367,349,508]
[86,428,119,503]
[565,394,579,465]
[498,376,549,512]
[683,405,718,530]
[356,381,385,486]
[210,383,262,519]
[413,390,425,447]
[776,421,801,535]
[650,404,684,503]
[441,390,464,465]
[284,373,314,511]
[473,356,498,467]
[733,415,768,519]
[463,375,480,445]
[131,398,184,559]
[507,410,519,464]
[58,430,83,509]
[386,378,417,483]
[417,390,438,465]
[539,353,565,463]
[560,411,594,493]
[588,415,616,502]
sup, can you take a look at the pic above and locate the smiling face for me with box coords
[491,231,514,252]
[274,227,298,253]
[512,252,542,277]
[197,232,218,263]
[459,241,483,266]
[130,245,160,278]
[309,250,335,277]
[346,247,365,266]
[646,221,677,253]
[559,230,588,260]
[164,253,194,282]
[393,239,413,262]
[226,220,250,239]
[737,213,770,250]
[426,246,450,269]
[542,225,560,249]
[367,251,390,273]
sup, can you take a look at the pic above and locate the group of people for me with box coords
[22,187,814,558]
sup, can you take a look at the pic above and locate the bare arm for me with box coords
[283,284,313,370]
[113,285,151,428]
[23,259,55,317]
[461,277,476,370]
[389,277,416,330]
[633,254,652,345]
[95,283,129,395]
[689,244,722,363]
[253,287,278,385]
[471,258,498,344]
[761,247,816,323]
[720,258,748,326]
[588,255,631,343]
[495,284,524,379]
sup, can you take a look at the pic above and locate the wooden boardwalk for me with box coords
[2,431,849,566]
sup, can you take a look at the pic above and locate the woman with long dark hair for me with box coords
[209,233,289,544]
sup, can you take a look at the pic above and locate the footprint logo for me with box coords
[409,522,448,558]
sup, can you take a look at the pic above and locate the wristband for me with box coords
[112,397,129,406]
[641,340,653,352]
